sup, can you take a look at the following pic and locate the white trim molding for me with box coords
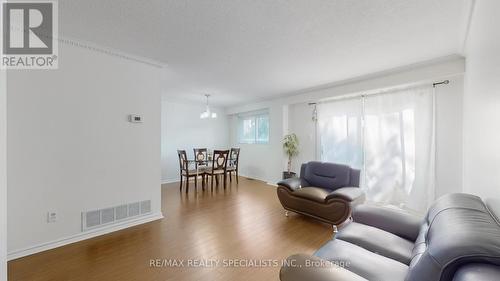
[161,177,180,184]
[57,36,166,69]
[7,212,164,261]
[460,0,477,54]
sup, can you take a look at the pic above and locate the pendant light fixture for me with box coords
[200,94,217,119]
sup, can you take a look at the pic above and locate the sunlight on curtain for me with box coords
[318,86,435,212]
[318,98,363,169]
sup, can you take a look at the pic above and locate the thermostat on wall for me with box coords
[128,114,143,123]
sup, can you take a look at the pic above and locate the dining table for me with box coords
[184,156,237,189]
[186,157,237,175]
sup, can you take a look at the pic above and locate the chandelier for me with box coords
[200,94,217,119]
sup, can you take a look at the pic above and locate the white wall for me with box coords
[463,0,500,199]
[7,42,163,256]
[1,65,7,281]
[227,57,465,189]
[161,100,228,183]
[434,75,464,197]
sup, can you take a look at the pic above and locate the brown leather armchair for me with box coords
[277,161,365,227]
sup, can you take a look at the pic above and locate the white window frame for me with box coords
[238,110,270,144]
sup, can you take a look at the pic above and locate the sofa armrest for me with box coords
[453,264,500,281]
[325,187,365,203]
[352,204,423,241]
[277,177,310,191]
[280,254,367,281]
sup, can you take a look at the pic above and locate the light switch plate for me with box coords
[47,211,57,223]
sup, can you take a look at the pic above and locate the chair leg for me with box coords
[223,174,227,189]
[229,172,232,182]
[179,175,183,191]
[185,177,189,193]
[236,170,239,183]
[195,175,198,191]
[211,174,214,191]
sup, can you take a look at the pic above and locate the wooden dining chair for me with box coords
[193,148,208,188]
[177,150,198,193]
[206,150,229,190]
[193,148,208,164]
[227,148,240,183]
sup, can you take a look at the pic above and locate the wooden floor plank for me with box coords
[8,177,332,281]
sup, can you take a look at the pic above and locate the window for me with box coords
[238,111,269,144]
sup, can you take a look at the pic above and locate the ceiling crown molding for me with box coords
[57,36,166,69]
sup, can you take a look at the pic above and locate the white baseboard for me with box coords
[7,211,164,261]
[162,174,277,186]
[161,178,179,184]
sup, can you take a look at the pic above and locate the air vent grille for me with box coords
[82,200,152,231]
[115,204,128,220]
[140,200,151,214]
[128,202,140,217]
[86,210,100,228]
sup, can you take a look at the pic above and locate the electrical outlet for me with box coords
[47,211,57,223]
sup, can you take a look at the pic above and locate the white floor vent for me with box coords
[82,200,151,231]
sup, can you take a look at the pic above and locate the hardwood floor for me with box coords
[8,177,332,281]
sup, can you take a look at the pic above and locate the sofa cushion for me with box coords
[315,239,408,281]
[352,204,423,241]
[292,187,330,203]
[303,161,351,190]
[337,222,414,265]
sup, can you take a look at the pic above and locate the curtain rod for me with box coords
[308,79,451,105]
[433,80,450,87]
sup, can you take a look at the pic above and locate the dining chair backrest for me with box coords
[230,148,240,168]
[193,148,208,165]
[177,150,189,172]
[212,150,229,171]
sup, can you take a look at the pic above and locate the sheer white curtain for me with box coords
[363,87,435,212]
[318,86,435,212]
[318,98,363,169]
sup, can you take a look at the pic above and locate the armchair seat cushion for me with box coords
[292,187,330,203]
[326,187,366,202]
[291,187,366,204]
[315,239,408,281]
[336,222,414,264]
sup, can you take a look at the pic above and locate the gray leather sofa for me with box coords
[277,161,365,226]
[280,193,500,281]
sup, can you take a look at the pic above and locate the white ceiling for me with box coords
[58,0,470,106]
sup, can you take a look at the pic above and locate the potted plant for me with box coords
[282,133,299,179]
